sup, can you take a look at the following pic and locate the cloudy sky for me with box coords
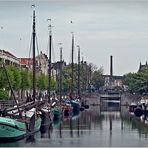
[0,0,148,75]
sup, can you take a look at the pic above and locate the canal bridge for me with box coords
[100,93,121,111]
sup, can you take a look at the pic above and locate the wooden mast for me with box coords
[32,10,36,102]
[48,20,52,103]
[71,33,74,99]
[59,45,62,105]
[77,45,80,98]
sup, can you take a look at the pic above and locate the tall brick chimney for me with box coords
[110,55,113,76]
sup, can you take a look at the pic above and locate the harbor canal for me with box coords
[1,105,148,147]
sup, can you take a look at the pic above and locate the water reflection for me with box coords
[1,106,148,147]
[40,112,53,139]
[123,113,148,139]
[26,135,35,143]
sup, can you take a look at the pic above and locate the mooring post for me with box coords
[109,115,112,131]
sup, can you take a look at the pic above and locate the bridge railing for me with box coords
[100,94,121,98]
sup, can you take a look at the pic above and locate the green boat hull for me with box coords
[52,107,63,121]
[0,116,41,142]
[52,107,62,115]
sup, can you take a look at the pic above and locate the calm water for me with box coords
[1,106,148,147]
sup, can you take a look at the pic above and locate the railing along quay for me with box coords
[0,100,14,109]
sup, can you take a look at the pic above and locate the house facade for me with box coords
[0,49,20,67]
[103,75,123,88]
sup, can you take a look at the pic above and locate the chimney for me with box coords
[110,55,113,76]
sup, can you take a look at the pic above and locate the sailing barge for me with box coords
[0,9,44,142]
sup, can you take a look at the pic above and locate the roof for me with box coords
[19,58,33,65]
[139,65,148,70]
[103,75,123,79]
[0,49,18,60]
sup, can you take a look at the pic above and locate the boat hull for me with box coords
[52,107,63,121]
[71,100,80,115]
[0,117,26,142]
[0,116,41,142]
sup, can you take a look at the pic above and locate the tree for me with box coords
[36,73,46,91]
[0,65,21,100]
[123,67,148,94]
[91,66,104,91]
[61,62,104,94]
[0,66,7,89]
[20,69,32,90]
[62,65,71,93]
[0,89,9,100]
[8,65,21,90]
[36,73,56,91]
[51,78,56,91]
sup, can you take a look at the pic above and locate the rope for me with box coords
[36,35,42,71]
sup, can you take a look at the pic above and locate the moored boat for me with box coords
[70,99,80,115]
[0,9,42,142]
[62,103,73,117]
[0,111,41,142]
[52,105,63,121]
[128,102,137,115]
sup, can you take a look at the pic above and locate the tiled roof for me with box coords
[19,58,33,65]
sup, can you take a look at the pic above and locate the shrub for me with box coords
[0,89,9,100]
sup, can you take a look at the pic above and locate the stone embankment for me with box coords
[121,92,148,106]
[82,93,100,106]
[82,92,148,107]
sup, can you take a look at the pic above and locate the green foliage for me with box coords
[62,65,72,92]
[0,66,7,89]
[20,69,31,90]
[36,73,45,90]
[7,65,21,90]
[91,67,104,90]
[0,65,19,90]
[61,62,104,93]
[51,78,56,91]
[0,60,105,95]
[63,77,71,92]
[123,67,148,94]
[36,73,56,91]
[0,89,9,100]
[5,65,15,89]
[44,75,48,90]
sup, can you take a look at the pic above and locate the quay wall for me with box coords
[82,93,100,105]
[82,92,145,106]
[121,93,141,105]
